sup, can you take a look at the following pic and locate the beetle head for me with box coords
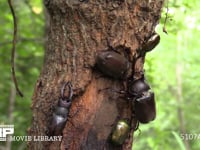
[129,78,150,96]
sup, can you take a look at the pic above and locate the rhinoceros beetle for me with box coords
[95,42,131,80]
[127,75,156,123]
[49,81,73,136]
[110,119,130,145]
[95,33,160,80]
[96,35,158,128]
[127,33,158,123]
[128,76,150,97]
[142,33,160,52]
[134,91,156,123]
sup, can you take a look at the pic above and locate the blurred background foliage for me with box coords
[134,0,200,150]
[0,0,199,149]
[0,0,44,149]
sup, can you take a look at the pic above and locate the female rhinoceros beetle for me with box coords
[110,119,130,145]
[95,41,132,80]
[142,33,160,52]
[128,75,156,123]
[96,50,130,79]
[135,33,160,59]
[49,81,73,136]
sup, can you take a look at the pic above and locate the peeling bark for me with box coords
[28,0,164,149]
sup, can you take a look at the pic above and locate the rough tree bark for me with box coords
[28,0,164,150]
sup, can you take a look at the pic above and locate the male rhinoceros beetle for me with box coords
[134,91,156,123]
[128,75,156,123]
[49,81,73,136]
[96,50,130,79]
[110,119,130,145]
[128,76,150,97]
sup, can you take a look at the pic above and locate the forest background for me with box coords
[0,0,199,150]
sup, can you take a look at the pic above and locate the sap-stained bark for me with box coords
[28,0,164,150]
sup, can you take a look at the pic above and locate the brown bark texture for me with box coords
[28,0,164,150]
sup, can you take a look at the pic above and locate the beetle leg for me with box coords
[113,89,127,95]
[131,52,141,77]
[134,120,140,131]
[106,38,121,54]
[98,87,127,95]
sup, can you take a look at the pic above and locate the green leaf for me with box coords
[171,131,186,150]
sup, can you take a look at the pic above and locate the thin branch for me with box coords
[163,0,169,34]
[8,0,23,97]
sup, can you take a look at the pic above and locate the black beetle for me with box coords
[110,119,130,145]
[142,33,160,52]
[128,76,150,97]
[134,91,156,123]
[128,75,156,123]
[135,33,160,60]
[49,81,73,136]
[96,50,130,79]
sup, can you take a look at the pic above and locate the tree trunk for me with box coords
[28,0,164,149]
